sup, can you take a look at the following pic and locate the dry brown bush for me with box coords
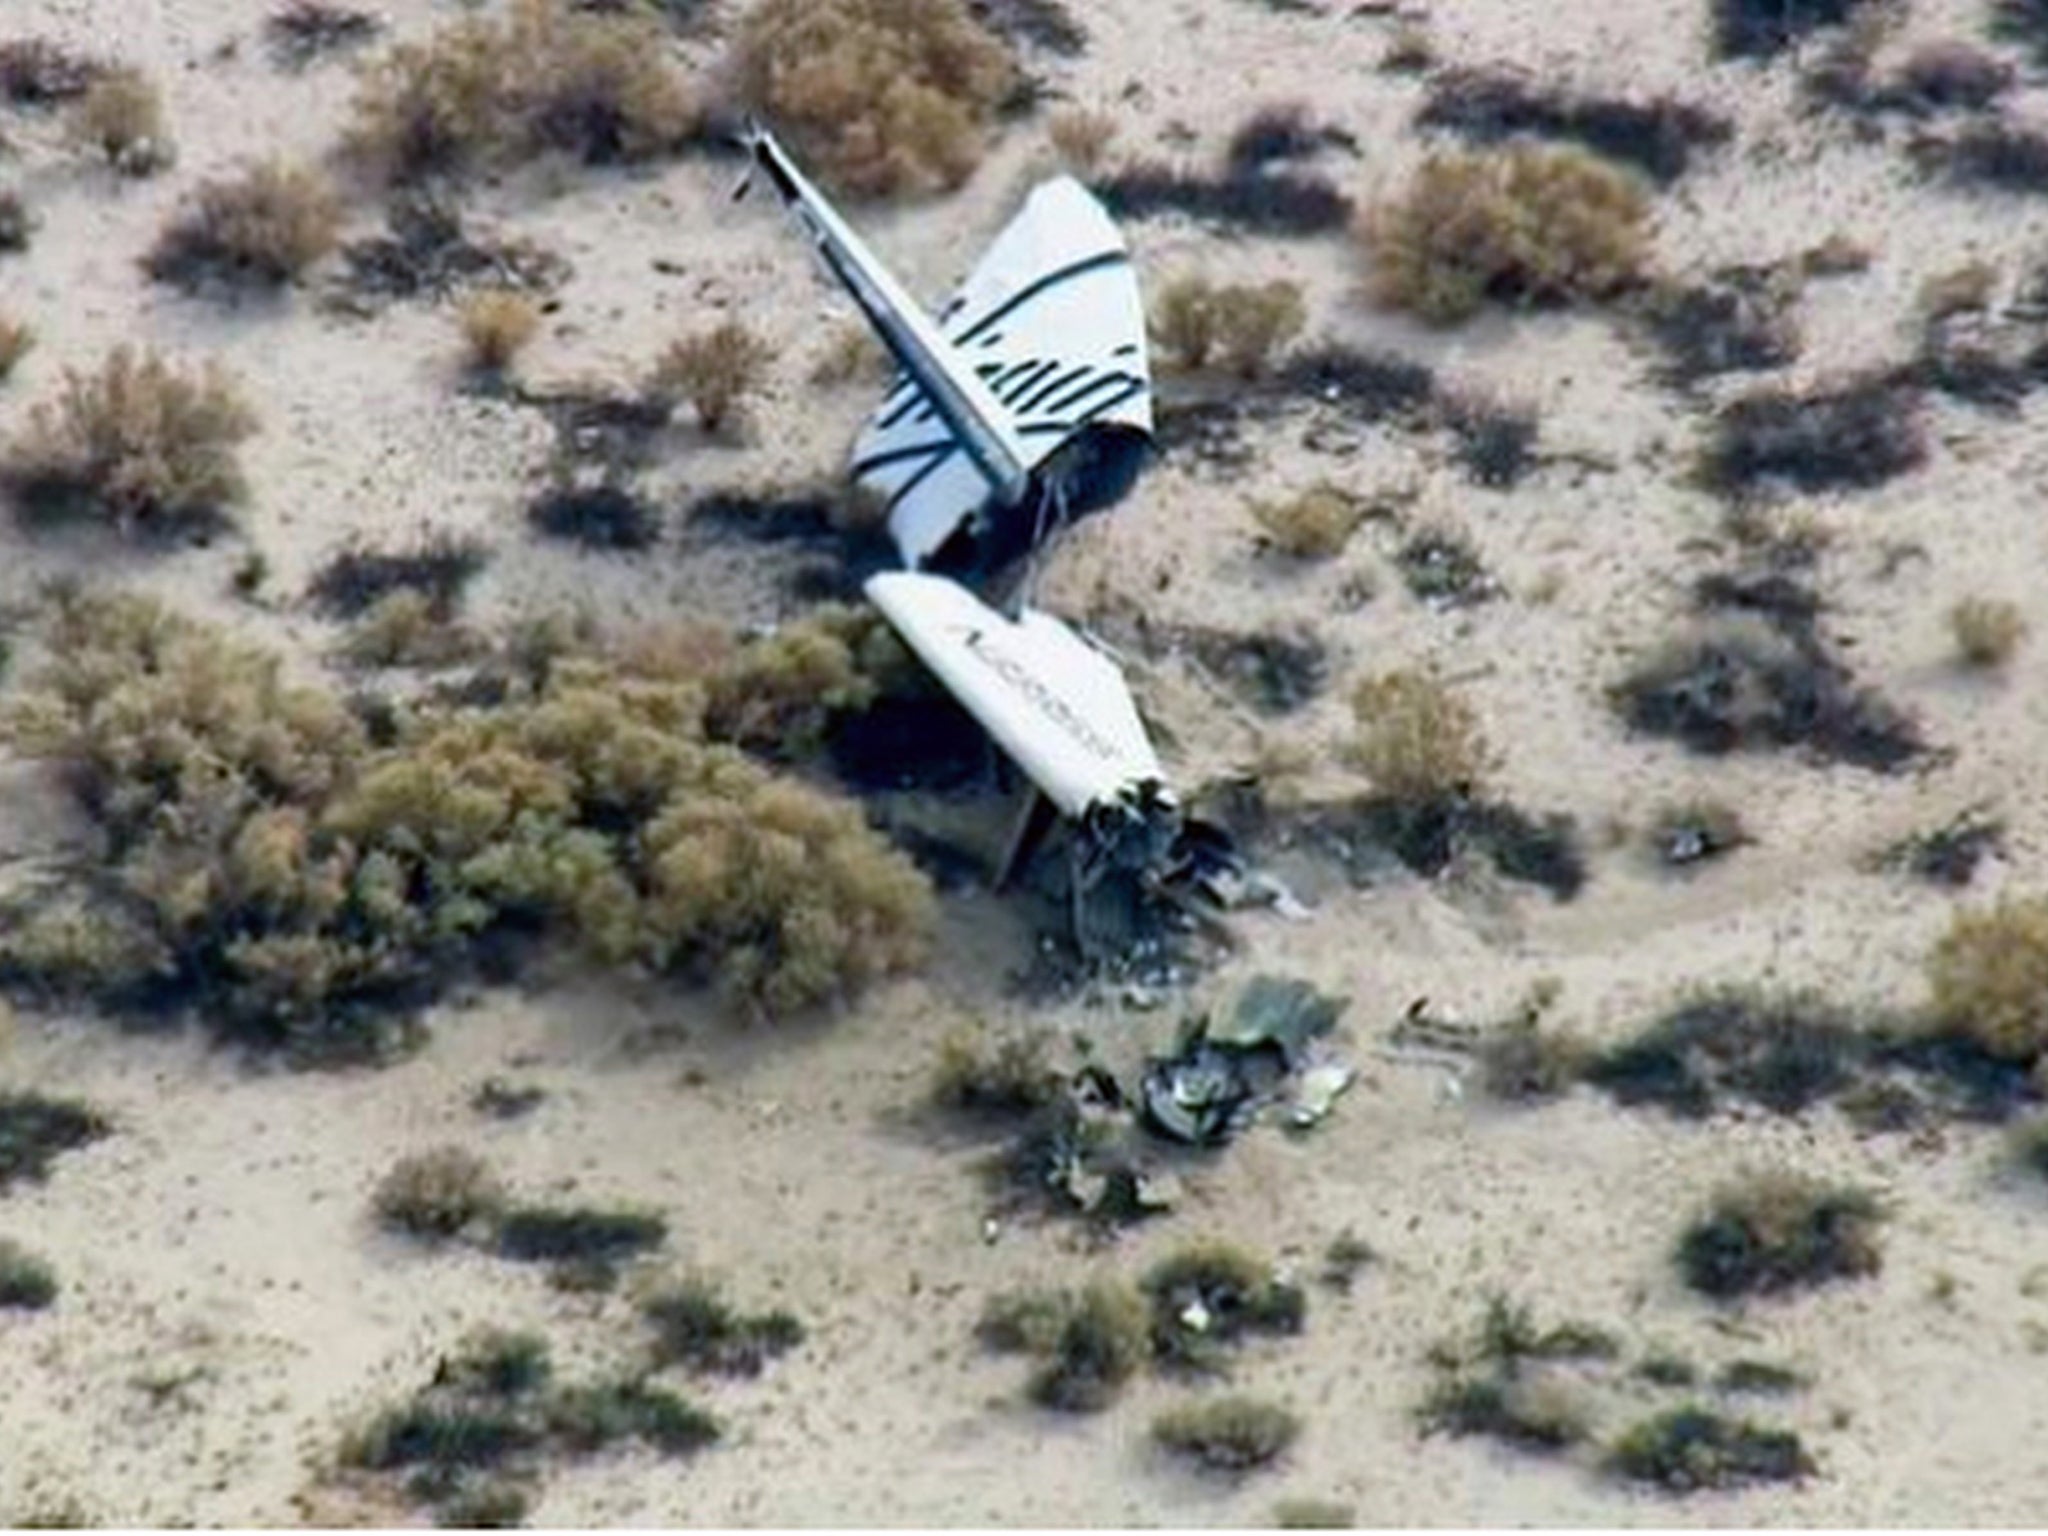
[732,0,1017,197]
[1349,668,1491,802]
[1249,483,1366,560]
[0,346,258,534]
[69,66,171,175]
[147,160,341,291]
[374,1146,505,1238]
[346,0,697,186]
[1151,274,1305,377]
[1926,895,2048,1062]
[1360,144,1651,325]
[650,320,774,434]
[0,316,32,384]
[458,289,543,374]
[1949,596,2027,669]
[1046,107,1118,176]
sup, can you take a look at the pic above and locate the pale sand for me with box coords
[5,0,2048,1525]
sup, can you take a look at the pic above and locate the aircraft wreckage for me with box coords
[738,124,1256,955]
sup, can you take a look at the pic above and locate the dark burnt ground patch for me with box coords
[1711,0,1880,61]
[1094,160,1352,236]
[1876,808,2005,887]
[307,530,490,620]
[1637,268,1802,387]
[968,0,1087,55]
[1417,67,1733,184]
[1175,625,1330,715]
[1699,374,1926,497]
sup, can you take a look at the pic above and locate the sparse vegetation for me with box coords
[1349,669,1489,804]
[458,289,543,376]
[731,0,1018,197]
[930,1021,1062,1118]
[642,1277,804,1375]
[1397,527,1494,607]
[1479,998,1589,1103]
[147,160,341,292]
[1007,1278,1151,1412]
[0,1092,110,1191]
[308,531,489,620]
[1702,375,1925,495]
[649,321,774,434]
[1583,989,1860,1118]
[1712,0,1877,61]
[1153,1396,1301,1472]
[343,590,484,670]
[1881,809,2003,887]
[0,1240,57,1310]
[1676,1171,1884,1299]
[1640,271,1802,386]
[1444,395,1538,488]
[266,2,382,70]
[1,347,257,535]
[69,66,170,175]
[1248,483,1368,560]
[345,0,699,186]
[1926,896,2048,1064]
[1046,106,1118,175]
[1149,275,1305,378]
[1360,145,1651,325]
[0,39,102,106]
[374,1147,506,1239]
[1418,69,1732,184]
[1096,159,1352,236]
[495,1205,667,1266]
[1949,596,2027,669]
[1419,1297,1610,1453]
[1607,1405,1813,1491]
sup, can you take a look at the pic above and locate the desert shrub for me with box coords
[346,0,697,185]
[1225,103,1338,179]
[1046,106,1117,175]
[1360,145,1651,325]
[266,2,382,69]
[649,320,774,434]
[0,192,31,254]
[930,1021,1062,1118]
[1419,1372,1591,1449]
[1702,375,1924,495]
[1142,1241,1306,1371]
[1716,1359,1804,1394]
[1150,275,1305,377]
[1584,989,1861,1118]
[0,1239,57,1310]
[1881,809,2003,888]
[0,316,32,383]
[70,66,170,175]
[977,1287,1072,1354]
[344,590,484,670]
[1612,623,1922,771]
[1444,396,1538,488]
[1397,527,1494,607]
[1640,272,1801,386]
[1890,41,2012,113]
[374,1146,506,1238]
[1154,1396,1300,1472]
[1949,596,2027,669]
[146,160,341,291]
[731,0,1017,198]
[1028,1279,1151,1411]
[0,39,101,105]
[1676,1171,1883,1298]
[1248,483,1367,560]
[1712,0,1875,60]
[545,1377,719,1454]
[0,1092,110,1191]
[642,1277,803,1374]
[1380,24,1436,72]
[1930,121,2048,194]
[1926,896,2048,1062]
[458,289,542,375]
[1607,1405,1812,1491]
[308,531,489,620]
[0,346,257,535]
[1418,69,1732,185]
[699,606,887,759]
[1478,1013,1589,1102]
[1348,669,1489,804]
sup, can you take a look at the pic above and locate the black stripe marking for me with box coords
[995,360,1063,405]
[882,443,960,515]
[1014,364,1096,415]
[851,439,953,478]
[950,250,1129,346]
[1037,371,1139,419]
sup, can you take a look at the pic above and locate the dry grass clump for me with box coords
[146,160,342,291]
[1248,483,1368,560]
[1153,1396,1301,1472]
[732,0,1018,197]
[930,1021,1062,1117]
[641,1277,804,1375]
[1143,1240,1305,1373]
[0,1091,111,1190]
[1607,1405,1813,1492]
[0,316,32,384]
[343,590,486,670]
[69,66,172,176]
[978,1278,1154,1411]
[1046,106,1119,176]
[649,320,775,435]
[0,346,257,535]
[374,1146,506,1239]
[1348,669,1490,804]
[1360,145,1652,325]
[1676,1170,1884,1299]
[1150,275,1306,378]
[1926,896,2048,1063]
[346,0,698,186]
[0,592,933,1051]
[458,289,543,375]
[1949,596,2027,669]
[266,1,382,70]
[0,1239,57,1310]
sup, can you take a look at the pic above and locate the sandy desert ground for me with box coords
[6,0,2048,1525]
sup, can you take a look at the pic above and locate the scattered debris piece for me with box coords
[1140,977,1349,1145]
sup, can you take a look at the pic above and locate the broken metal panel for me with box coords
[864,571,1163,821]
